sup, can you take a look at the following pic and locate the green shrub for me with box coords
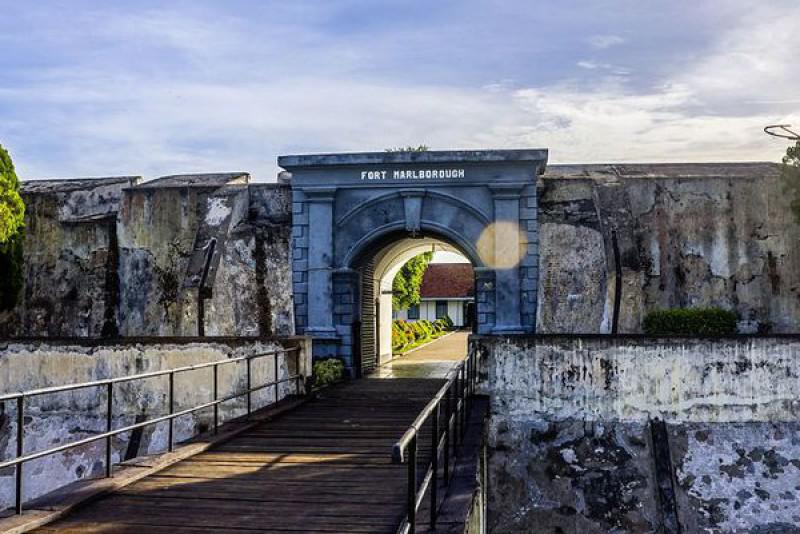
[312,358,345,388]
[642,308,738,336]
[392,318,448,353]
[437,316,454,329]
[392,323,408,351]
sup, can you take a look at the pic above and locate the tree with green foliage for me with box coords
[0,144,25,311]
[782,140,800,223]
[392,252,433,309]
[0,145,24,243]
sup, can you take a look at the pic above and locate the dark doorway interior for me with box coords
[464,302,476,331]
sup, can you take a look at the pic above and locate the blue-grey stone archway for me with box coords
[278,150,547,374]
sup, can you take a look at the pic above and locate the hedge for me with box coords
[642,308,738,336]
[392,317,452,353]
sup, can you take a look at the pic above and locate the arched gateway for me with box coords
[278,149,548,376]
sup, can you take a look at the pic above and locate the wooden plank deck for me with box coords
[32,378,444,534]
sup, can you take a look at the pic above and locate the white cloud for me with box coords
[2,2,798,181]
[587,34,625,49]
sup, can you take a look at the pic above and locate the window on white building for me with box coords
[435,300,448,319]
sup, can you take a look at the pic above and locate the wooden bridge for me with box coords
[33,379,444,533]
[5,333,478,534]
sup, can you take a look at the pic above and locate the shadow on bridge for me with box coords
[32,379,444,533]
[30,335,471,533]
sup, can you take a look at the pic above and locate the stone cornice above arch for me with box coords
[303,186,337,202]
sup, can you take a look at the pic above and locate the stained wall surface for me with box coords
[0,177,138,338]
[0,337,310,510]
[5,162,795,340]
[475,335,800,533]
[538,163,799,334]
[117,176,294,337]
[1,175,294,339]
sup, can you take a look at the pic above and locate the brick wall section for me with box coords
[475,268,496,333]
[519,183,539,331]
[291,190,309,332]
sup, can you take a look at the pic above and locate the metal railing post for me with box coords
[246,357,252,417]
[460,365,467,442]
[454,367,462,447]
[213,363,219,435]
[467,355,473,412]
[273,352,279,404]
[168,371,175,452]
[105,383,113,478]
[15,396,24,514]
[295,349,301,395]
[430,404,440,530]
[407,436,417,534]
[444,386,451,483]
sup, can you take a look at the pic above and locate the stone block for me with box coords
[334,303,352,315]
[292,282,308,294]
[487,418,660,533]
[521,278,537,291]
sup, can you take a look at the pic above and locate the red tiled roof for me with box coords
[420,263,474,299]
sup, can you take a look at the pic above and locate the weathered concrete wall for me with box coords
[538,163,800,334]
[0,337,310,510]
[475,335,800,533]
[2,175,294,338]
[117,178,294,337]
[204,184,293,337]
[6,163,799,340]
[0,177,138,338]
[117,183,206,335]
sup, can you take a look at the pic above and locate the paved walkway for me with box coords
[31,333,469,533]
[371,331,470,379]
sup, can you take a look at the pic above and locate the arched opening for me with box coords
[348,230,478,376]
[281,149,547,372]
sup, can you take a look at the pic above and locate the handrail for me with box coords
[392,364,461,463]
[0,349,295,402]
[1,346,304,515]
[391,345,480,534]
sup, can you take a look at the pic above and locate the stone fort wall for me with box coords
[538,162,799,335]
[0,174,294,338]
[1,161,796,338]
[475,335,800,533]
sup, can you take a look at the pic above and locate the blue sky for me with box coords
[0,1,797,181]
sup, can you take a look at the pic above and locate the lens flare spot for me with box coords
[476,221,525,269]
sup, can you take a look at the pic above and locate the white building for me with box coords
[394,263,475,328]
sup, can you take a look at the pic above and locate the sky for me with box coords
[0,1,798,182]
[431,250,469,264]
